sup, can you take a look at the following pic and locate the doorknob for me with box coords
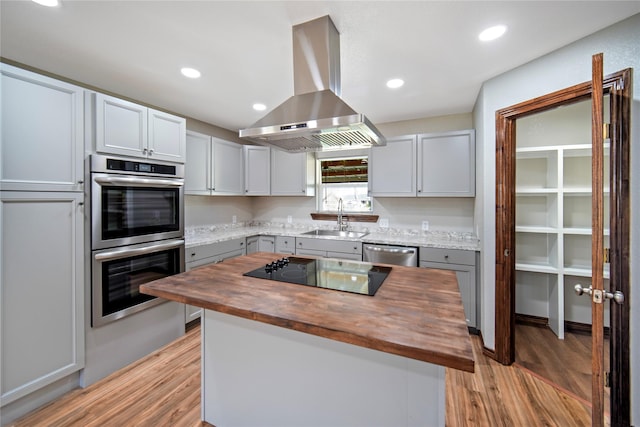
[574,284,593,297]
[574,284,624,305]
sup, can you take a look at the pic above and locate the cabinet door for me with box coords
[211,138,244,195]
[275,236,296,254]
[417,130,475,197]
[369,135,417,197]
[246,236,259,254]
[271,150,315,196]
[1,192,85,404]
[258,236,276,252]
[420,261,476,327]
[244,146,271,195]
[95,93,148,158]
[1,64,84,192]
[185,131,212,195]
[148,108,186,163]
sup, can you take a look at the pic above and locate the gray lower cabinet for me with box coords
[419,247,477,328]
[184,238,246,323]
[1,192,85,406]
[275,236,296,255]
[247,236,275,254]
[295,237,362,261]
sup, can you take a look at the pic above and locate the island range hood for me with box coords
[239,15,386,152]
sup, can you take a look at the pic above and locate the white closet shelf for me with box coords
[515,262,559,274]
[516,226,558,233]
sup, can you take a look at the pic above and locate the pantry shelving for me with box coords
[515,99,610,338]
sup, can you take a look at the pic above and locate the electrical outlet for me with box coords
[287,215,293,224]
[422,221,430,231]
[379,218,389,228]
[232,215,237,224]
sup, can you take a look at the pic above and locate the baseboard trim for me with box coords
[515,313,610,338]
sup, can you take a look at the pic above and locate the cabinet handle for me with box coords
[191,252,196,257]
[78,202,84,206]
[143,147,148,154]
[77,180,84,184]
[444,255,449,260]
[148,148,154,155]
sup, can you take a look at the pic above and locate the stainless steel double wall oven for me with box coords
[90,154,185,326]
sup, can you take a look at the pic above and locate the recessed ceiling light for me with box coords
[479,25,507,42]
[180,67,201,79]
[32,0,59,6]
[253,103,267,111]
[386,78,404,89]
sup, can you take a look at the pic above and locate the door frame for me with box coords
[494,68,631,424]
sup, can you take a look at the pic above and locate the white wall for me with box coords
[185,196,253,227]
[474,13,639,420]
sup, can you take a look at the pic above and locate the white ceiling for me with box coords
[2,1,639,133]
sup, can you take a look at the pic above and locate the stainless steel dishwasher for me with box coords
[363,244,419,266]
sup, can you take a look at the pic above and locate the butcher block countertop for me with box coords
[141,252,474,373]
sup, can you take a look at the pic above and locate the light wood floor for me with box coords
[10,323,596,427]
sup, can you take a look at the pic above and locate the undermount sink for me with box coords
[301,229,369,239]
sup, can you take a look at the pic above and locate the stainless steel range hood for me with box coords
[239,15,385,152]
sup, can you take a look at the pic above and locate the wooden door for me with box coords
[590,52,606,427]
[494,59,631,424]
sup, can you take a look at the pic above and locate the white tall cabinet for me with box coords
[515,99,609,339]
[0,64,85,411]
[1,64,84,192]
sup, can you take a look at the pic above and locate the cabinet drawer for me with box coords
[296,237,362,254]
[419,247,475,265]
[187,238,245,262]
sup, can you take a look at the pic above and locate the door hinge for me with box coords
[604,247,610,263]
[603,123,611,140]
[605,371,611,388]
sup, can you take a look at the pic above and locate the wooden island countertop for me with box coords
[141,252,474,373]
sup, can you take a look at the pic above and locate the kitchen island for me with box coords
[141,252,474,426]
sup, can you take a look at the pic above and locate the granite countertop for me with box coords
[185,222,480,251]
[141,252,475,372]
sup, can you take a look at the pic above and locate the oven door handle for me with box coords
[94,239,185,262]
[94,176,184,188]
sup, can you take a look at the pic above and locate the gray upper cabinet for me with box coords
[244,145,270,195]
[369,135,417,197]
[0,64,84,192]
[184,131,244,196]
[417,129,475,197]
[369,130,475,197]
[184,131,211,195]
[270,150,316,196]
[94,93,186,163]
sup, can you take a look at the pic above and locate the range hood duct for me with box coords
[239,15,386,152]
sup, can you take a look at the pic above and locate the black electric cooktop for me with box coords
[243,257,392,296]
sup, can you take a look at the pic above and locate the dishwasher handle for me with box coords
[364,245,416,254]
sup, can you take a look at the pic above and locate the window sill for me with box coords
[310,213,379,223]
